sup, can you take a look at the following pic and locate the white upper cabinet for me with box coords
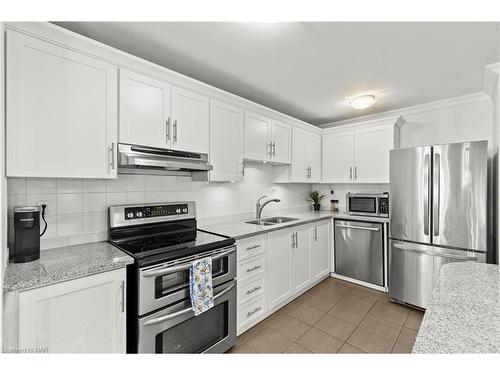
[270,120,292,164]
[308,133,322,182]
[171,86,209,154]
[6,30,118,179]
[322,131,355,183]
[244,111,292,164]
[119,69,171,149]
[289,127,322,182]
[244,111,271,161]
[209,99,244,181]
[322,116,403,183]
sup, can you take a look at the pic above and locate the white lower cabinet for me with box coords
[236,219,332,335]
[16,268,126,353]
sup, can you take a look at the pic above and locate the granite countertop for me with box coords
[413,262,500,353]
[3,242,134,293]
[200,210,388,240]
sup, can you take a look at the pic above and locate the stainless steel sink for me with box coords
[245,216,298,226]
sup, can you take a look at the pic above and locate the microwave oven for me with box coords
[346,192,389,217]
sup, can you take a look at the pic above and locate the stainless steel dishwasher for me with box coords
[334,220,384,286]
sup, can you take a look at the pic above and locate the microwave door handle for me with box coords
[141,247,236,278]
[142,282,236,326]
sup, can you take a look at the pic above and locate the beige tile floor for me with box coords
[228,277,424,354]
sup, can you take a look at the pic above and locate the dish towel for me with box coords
[189,257,214,316]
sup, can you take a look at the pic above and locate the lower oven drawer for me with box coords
[237,254,266,282]
[237,274,266,305]
[237,294,267,333]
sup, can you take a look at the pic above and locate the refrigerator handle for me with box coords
[433,153,440,236]
[423,153,430,236]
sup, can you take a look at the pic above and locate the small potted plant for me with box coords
[307,190,325,211]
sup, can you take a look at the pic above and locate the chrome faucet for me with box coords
[256,195,281,219]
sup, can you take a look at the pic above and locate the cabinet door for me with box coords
[6,30,118,179]
[311,220,331,280]
[322,131,354,183]
[119,68,171,149]
[270,120,292,164]
[290,127,309,182]
[17,269,126,353]
[307,132,322,182]
[291,226,311,292]
[267,229,292,309]
[354,126,393,183]
[171,86,209,153]
[244,111,271,162]
[209,100,244,181]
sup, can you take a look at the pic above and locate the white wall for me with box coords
[6,164,311,250]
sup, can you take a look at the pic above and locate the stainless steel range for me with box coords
[108,201,236,353]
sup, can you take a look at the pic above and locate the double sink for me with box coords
[246,216,298,226]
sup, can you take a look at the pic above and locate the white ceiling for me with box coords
[54,22,500,125]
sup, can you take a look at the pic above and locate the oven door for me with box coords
[138,281,236,353]
[138,246,236,315]
[348,196,379,216]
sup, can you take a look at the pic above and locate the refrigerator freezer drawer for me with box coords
[334,220,384,286]
[388,240,484,309]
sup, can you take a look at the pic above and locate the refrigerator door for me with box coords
[390,146,432,243]
[432,141,487,251]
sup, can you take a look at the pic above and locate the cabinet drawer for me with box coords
[237,294,267,331]
[236,235,266,260]
[237,275,266,305]
[237,254,266,281]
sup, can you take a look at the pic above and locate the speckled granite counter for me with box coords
[200,210,388,240]
[413,263,500,353]
[3,242,134,293]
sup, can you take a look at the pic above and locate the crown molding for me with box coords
[319,92,490,129]
[484,62,500,99]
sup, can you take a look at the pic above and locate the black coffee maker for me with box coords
[11,206,41,263]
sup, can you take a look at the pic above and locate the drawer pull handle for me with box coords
[246,245,261,251]
[246,265,262,273]
[247,307,262,317]
[246,286,262,295]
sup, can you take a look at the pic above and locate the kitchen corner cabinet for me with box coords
[209,99,244,182]
[322,116,403,183]
[6,30,118,179]
[244,111,291,164]
[16,268,126,353]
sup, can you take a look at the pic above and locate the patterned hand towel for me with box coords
[189,257,214,316]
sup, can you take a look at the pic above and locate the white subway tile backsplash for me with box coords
[162,176,177,191]
[7,194,26,217]
[105,177,127,192]
[83,193,106,213]
[57,214,83,236]
[83,179,106,193]
[57,193,83,215]
[26,178,57,194]
[7,178,26,195]
[126,175,145,192]
[144,191,163,203]
[161,191,177,202]
[40,216,57,238]
[83,212,107,233]
[144,175,163,192]
[126,191,145,204]
[57,179,83,193]
[25,193,57,217]
[41,236,69,251]
[106,192,127,206]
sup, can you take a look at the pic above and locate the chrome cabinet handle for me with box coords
[166,117,171,141]
[246,286,262,295]
[173,119,178,142]
[246,245,261,251]
[247,307,262,317]
[291,233,295,248]
[335,224,380,231]
[246,265,262,273]
[268,142,273,157]
[142,282,235,326]
[423,153,430,236]
[433,153,440,236]
[120,280,125,313]
[354,166,357,180]
[314,227,318,241]
[272,141,276,156]
[350,167,353,180]
[109,143,115,170]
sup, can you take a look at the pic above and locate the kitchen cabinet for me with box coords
[16,268,126,353]
[311,220,331,280]
[267,229,293,309]
[170,86,209,154]
[6,30,118,179]
[244,111,291,164]
[119,68,171,149]
[209,99,244,181]
[290,225,311,292]
[287,127,322,182]
[321,116,403,183]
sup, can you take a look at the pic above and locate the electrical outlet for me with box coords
[36,201,49,215]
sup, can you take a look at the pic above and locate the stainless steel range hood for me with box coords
[118,143,212,178]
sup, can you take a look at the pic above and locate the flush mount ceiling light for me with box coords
[349,95,376,109]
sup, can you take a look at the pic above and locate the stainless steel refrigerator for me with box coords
[389,141,488,309]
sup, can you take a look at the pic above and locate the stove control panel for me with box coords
[124,204,189,220]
